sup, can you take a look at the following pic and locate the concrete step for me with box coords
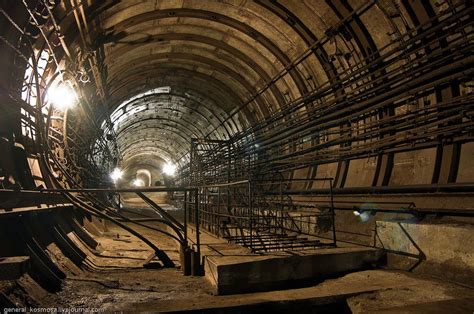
[0,256,30,280]
[204,247,385,295]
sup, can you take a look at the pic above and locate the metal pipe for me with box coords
[275,183,474,195]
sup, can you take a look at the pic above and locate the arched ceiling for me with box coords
[3,0,450,180]
[64,0,335,170]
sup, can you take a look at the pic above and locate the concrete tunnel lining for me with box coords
[0,0,473,311]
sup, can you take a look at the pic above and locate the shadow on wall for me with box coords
[375,219,474,284]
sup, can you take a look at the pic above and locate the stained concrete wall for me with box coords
[375,220,474,283]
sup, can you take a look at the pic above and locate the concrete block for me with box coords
[205,247,384,295]
[0,256,30,280]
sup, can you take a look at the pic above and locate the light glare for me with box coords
[47,84,77,110]
[162,163,176,176]
[132,179,144,187]
[110,168,123,182]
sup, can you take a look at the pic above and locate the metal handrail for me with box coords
[196,177,337,251]
[23,186,202,273]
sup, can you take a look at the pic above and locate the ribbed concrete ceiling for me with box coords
[110,88,234,163]
[2,0,419,181]
[78,0,330,170]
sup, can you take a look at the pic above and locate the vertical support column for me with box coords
[334,160,349,188]
[432,84,461,184]
[373,153,394,186]
[436,143,461,184]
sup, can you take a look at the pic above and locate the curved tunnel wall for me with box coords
[0,1,473,300]
[0,0,472,198]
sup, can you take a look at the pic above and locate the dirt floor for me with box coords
[39,268,474,313]
[36,212,215,311]
[5,199,474,313]
[41,269,213,310]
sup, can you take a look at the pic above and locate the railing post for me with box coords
[227,142,231,213]
[280,179,284,235]
[217,188,221,236]
[181,191,191,276]
[329,179,336,247]
[184,190,188,246]
[194,188,201,270]
[249,180,253,251]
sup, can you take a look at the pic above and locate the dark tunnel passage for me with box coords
[0,0,473,312]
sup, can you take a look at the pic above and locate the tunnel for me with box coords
[0,0,473,312]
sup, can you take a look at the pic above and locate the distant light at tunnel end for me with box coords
[132,179,144,187]
[163,163,176,176]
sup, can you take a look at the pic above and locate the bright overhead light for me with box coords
[132,179,144,187]
[47,84,77,110]
[110,168,123,183]
[162,163,176,176]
